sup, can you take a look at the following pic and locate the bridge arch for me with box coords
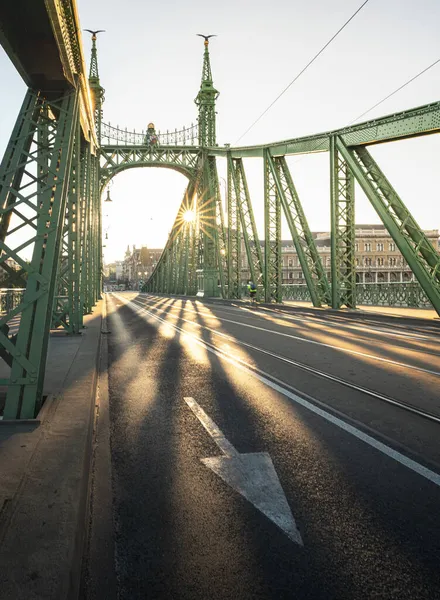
[99,145,202,192]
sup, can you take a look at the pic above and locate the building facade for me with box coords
[241,225,439,286]
[109,225,439,292]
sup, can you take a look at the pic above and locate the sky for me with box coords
[1,0,440,264]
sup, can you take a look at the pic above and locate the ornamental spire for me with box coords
[194,35,219,147]
[85,30,106,142]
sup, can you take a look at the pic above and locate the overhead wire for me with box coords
[288,58,440,166]
[348,57,440,124]
[234,0,371,145]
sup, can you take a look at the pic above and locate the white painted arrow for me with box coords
[184,397,303,545]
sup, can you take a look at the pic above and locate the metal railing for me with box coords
[0,288,25,315]
[280,282,432,308]
[101,122,199,146]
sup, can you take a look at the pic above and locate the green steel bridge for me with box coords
[0,0,440,419]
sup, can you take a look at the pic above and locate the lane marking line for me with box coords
[115,295,440,489]
[133,296,440,378]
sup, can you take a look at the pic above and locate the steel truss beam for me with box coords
[146,180,199,296]
[209,101,440,159]
[195,154,221,297]
[228,156,264,297]
[226,154,241,298]
[99,145,201,188]
[52,114,83,332]
[336,137,440,315]
[0,87,80,418]
[264,149,282,302]
[207,156,227,296]
[330,137,356,308]
[268,155,331,307]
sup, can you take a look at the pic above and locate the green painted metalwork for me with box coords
[0,88,80,418]
[263,149,282,302]
[87,31,105,142]
[209,101,440,159]
[226,153,241,299]
[268,155,331,307]
[195,37,219,147]
[101,122,198,146]
[1,2,440,423]
[99,145,201,190]
[207,156,227,297]
[52,113,83,333]
[330,136,356,308]
[281,282,432,309]
[336,138,440,314]
[228,156,264,297]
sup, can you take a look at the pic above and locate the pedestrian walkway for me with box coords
[0,301,103,600]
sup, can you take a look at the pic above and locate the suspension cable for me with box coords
[234,0,371,145]
[349,58,440,124]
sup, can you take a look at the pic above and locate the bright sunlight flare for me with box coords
[183,210,196,223]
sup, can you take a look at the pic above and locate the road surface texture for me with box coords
[82,292,440,600]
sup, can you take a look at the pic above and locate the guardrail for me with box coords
[101,122,199,146]
[280,283,432,308]
[0,288,25,315]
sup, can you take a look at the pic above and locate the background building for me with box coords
[105,225,439,291]
[241,225,439,286]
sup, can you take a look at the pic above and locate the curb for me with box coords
[0,304,103,600]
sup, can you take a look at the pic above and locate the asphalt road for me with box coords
[82,292,440,600]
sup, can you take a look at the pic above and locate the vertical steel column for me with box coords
[207,156,226,297]
[52,115,83,332]
[3,89,80,418]
[196,156,219,296]
[226,153,241,298]
[263,149,282,303]
[337,138,440,315]
[79,146,89,318]
[330,136,356,309]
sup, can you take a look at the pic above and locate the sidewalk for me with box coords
[0,301,103,600]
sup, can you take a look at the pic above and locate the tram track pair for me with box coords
[118,294,440,427]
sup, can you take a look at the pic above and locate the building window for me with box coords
[355,243,359,252]
[288,259,293,267]
[389,242,396,251]
[364,257,372,266]
[289,272,293,279]
[377,243,384,251]
[355,258,359,266]
[377,257,384,266]
[388,257,396,267]
[364,243,371,252]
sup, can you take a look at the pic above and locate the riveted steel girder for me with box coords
[99,145,201,189]
[52,113,83,332]
[209,101,440,159]
[263,149,282,302]
[336,137,440,315]
[330,137,356,308]
[226,154,241,298]
[228,156,264,297]
[207,156,226,297]
[0,87,80,419]
[268,155,331,307]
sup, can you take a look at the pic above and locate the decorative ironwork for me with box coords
[101,122,198,146]
[281,283,432,308]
